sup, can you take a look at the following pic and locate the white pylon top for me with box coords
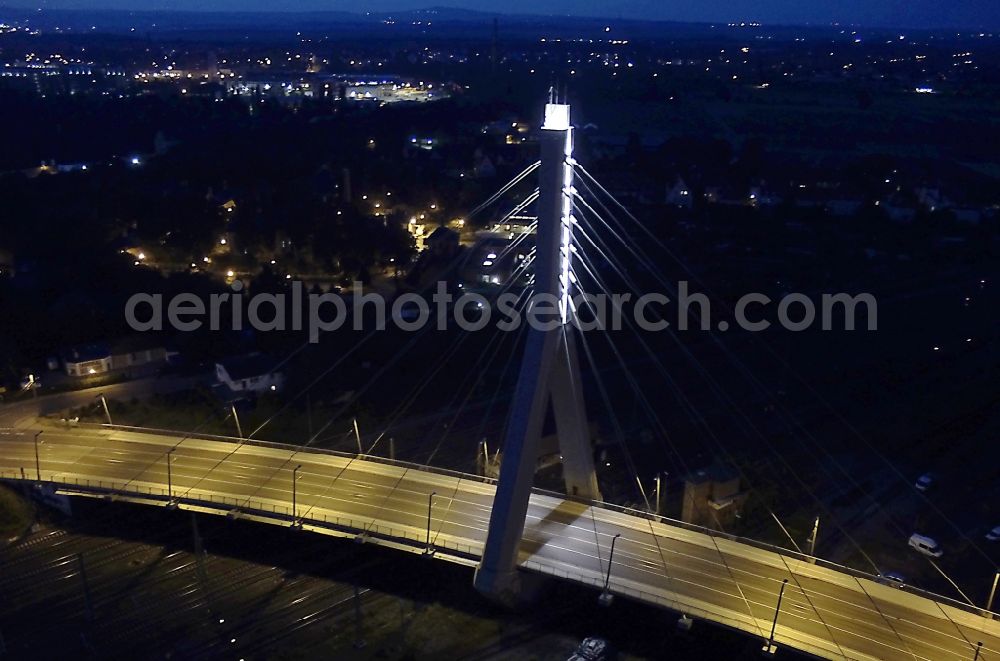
[542,103,571,131]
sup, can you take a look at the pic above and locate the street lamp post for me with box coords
[598,533,622,607]
[98,394,113,426]
[166,449,175,506]
[33,431,43,481]
[353,418,363,454]
[655,473,666,517]
[763,578,789,654]
[425,491,436,553]
[807,516,820,558]
[477,440,488,476]
[292,465,302,527]
[987,570,999,614]
[231,404,243,439]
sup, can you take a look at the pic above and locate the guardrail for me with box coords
[26,423,1000,621]
[536,491,998,619]
[519,558,833,657]
[86,422,499,486]
[0,468,481,564]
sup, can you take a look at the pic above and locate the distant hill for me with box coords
[0,1,995,31]
[0,4,960,37]
[0,4,731,39]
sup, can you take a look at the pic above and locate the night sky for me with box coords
[3,0,1000,30]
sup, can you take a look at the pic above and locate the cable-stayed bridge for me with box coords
[2,102,998,660]
[1,425,996,660]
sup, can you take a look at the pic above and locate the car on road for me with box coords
[986,525,1000,542]
[908,533,944,558]
[569,637,615,661]
[914,473,935,492]
[877,571,908,588]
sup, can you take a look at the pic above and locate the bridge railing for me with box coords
[530,487,996,620]
[521,558,843,659]
[521,558,748,629]
[55,424,996,619]
[0,467,483,562]
[84,422,499,486]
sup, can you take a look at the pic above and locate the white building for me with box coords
[215,353,285,394]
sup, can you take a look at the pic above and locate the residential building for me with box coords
[62,336,170,378]
[681,464,747,530]
[215,353,285,394]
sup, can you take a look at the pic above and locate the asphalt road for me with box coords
[0,425,997,660]
[0,374,206,428]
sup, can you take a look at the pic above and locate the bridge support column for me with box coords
[475,101,601,603]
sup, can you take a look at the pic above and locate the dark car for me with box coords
[877,571,907,588]
[570,637,615,661]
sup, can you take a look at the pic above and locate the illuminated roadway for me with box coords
[1,425,997,660]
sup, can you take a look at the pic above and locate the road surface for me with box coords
[0,425,996,660]
[0,374,206,428]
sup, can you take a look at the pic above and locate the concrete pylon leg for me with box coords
[475,101,601,604]
[473,323,559,602]
[551,329,601,501]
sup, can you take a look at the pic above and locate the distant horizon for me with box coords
[2,0,999,31]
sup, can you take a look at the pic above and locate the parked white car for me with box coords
[908,533,944,558]
[986,526,1000,542]
[914,473,935,492]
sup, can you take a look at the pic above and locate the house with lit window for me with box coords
[215,353,285,394]
[62,336,170,378]
[62,344,113,377]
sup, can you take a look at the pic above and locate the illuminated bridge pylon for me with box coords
[474,101,601,602]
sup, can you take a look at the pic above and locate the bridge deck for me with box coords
[1,425,997,660]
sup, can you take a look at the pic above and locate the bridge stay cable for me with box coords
[569,209,823,554]
[170,238,491,503]
[569,207,893,660]
[360,280,535,464]
[346,292,537,547]
[568,249,840,644]
[574,162,997,574]
[572,169,988,616]
[291,252,538,528]
[464,161,540,222]
[361,248,538,461]
[211,162,538,451]
[421,309,541,548]
[571,169,970,655]
[294,278,536,551]
[161,166,539,502]
[566,209,798,637]
[572,176,903,561]
[420,282,537,467]
[263,169,541,512]
[573,174,924,551]
[569,256,790,642]
[568,287,710,620]
[418,293,539,538]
